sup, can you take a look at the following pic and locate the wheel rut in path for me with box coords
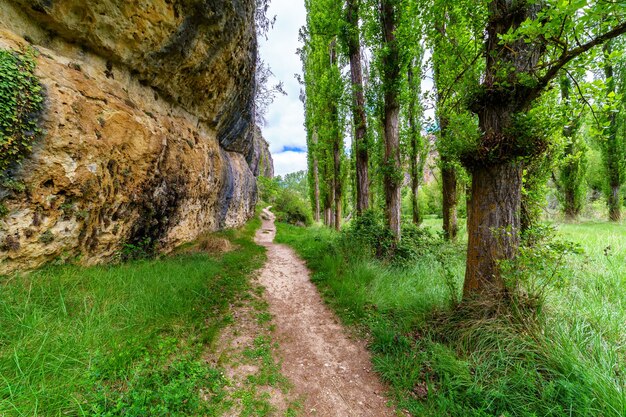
[255,208,397,417]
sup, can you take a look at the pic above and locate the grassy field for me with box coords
[0,218,265,416]
[276,219,626,417]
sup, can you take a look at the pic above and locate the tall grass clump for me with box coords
[0,217,264,416]
[276,215,626,417]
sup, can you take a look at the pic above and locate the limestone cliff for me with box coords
[251,126,275,179]
[0,0,272,273]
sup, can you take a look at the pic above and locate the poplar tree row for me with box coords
[300,0,626,299]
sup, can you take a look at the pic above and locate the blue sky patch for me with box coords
[281,146,306,153]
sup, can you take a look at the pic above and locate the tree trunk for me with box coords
[333,138,342,230]
[410,162,421,225]
[442,165,458,240]
[559,77,584,221]
[324,207,332,227]
[329,40,342,230]
[603,42,622,222]
[464,161,522,295]
[609,185,621,222]
[346,0,369,216]
[463,0,541,296]
[408,66,424,226]
[312,132,321,222]
[381,0,401,240]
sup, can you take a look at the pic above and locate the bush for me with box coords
[342,210,438,266]
[274,189,313,226]
[257,175,313,226]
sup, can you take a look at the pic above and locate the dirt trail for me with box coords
[254,208,396,417]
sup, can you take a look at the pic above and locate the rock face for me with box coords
[250,126,275,179]
[0,0,272,273]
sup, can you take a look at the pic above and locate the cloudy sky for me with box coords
[258,0,308,177]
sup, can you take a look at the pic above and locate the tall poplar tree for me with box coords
[380,0,403,240]
[344,0,370,216]
[600,39,626,222]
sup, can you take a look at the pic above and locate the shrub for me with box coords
[273,189,313,226]
[342,210,438,265]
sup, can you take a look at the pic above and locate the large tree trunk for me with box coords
[381,0,401,240]
[463,0,541,296]
[464,161,522,295]
[442,165,458,240]
[346,0,369,216]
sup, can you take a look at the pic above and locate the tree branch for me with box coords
[535,21,626,92]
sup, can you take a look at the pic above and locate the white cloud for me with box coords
[273,151,308,177]
[258,0,308,173]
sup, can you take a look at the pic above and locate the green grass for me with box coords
[276,220,626,417]
[0,217,265,416]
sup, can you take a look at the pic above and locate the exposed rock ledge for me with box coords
[0,0,271,274]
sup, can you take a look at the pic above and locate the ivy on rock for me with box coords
[0,48,45,175]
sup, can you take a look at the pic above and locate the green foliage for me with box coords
[257,175,282,203]
[120,237,155,261]
[0,217,265,416]
[258,174,313,226]
[341,209,439,266]
[274,189,313,226]
[0,48,45,175]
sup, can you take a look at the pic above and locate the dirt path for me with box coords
[254,208,396,417]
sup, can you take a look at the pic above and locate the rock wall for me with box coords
[0,0,271,274]
[251,126,275,179]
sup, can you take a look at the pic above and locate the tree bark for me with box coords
[346,0,369,216]
[603,42,622,222]
[333,137,342,230]
[609,185,621,222]
[442,165,458,240]
[330,40,342,230]
[463,0,541,296]
[381,0,401,240]
[312,132,321,222]
[464,161,522,295]
[408,66,425,226]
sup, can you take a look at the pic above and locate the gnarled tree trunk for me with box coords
[464,161,522,294]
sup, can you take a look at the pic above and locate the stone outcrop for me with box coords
[250,126,275,178]
[0,0,272,273]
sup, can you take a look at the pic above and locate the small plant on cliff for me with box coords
[0,48,45,174]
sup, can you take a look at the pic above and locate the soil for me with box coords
[253,208,397,417]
